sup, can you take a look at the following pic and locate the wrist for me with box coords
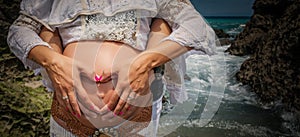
[28,45,63,68]
[135,51,169,70]
[139,41,189,69]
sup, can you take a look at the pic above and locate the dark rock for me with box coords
[218,38,232,46]
[213,28,232,46]
[214,28,230,38]
[227,0,300,110]
[184,74,191,81]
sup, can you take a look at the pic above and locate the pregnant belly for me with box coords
[63,41,145,128]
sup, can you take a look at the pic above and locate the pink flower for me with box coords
[94,74,103,82]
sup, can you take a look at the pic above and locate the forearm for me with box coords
[28,45,63,68]
[139,41,191,70]
[39,27,63,54]
[157,0,217,56]
[27,26,64,68]
[7,15,53,69]
[138,19,191,71]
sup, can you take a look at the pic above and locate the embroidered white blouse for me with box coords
[7,0,217,104]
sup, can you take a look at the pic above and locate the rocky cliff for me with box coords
[227,0,300,110]
[0,0,52,136]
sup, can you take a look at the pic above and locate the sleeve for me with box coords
[7,0,53,70]
[157,0,218,55]
[7,15,52,70]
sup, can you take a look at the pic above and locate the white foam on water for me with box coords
[158,46,300,137]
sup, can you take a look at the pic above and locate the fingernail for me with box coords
[73,112,76,116]
[91,105,101,113]
[119,111,123,116]
[94,106,101,112]
[126,106,131,111]
[102,113,112,119]
[100,106,111,114]
[66,107,69,111]
[76,113,81,118]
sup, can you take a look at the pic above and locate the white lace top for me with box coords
[7,0,218,104]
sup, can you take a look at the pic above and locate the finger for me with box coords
[113,87,132,116]
[116,91,146,120]
[77,101,98,118]
[113,99,126,117]
[58,89,73,114]
[124,103,132,112]
[138,92,153,106]
[130,79,146,93]
[130,80,151,103]
[117,91,135,115]
[136,76,150,94]
[58,81,79,116]
[72,68,102,116]
[101,110,115,120]
[118,103,135,120]
[139,82,150,96]
[64,98,73,114]
[101,91,121,120]
[128,78,153,108]
[100,91,119,115]
[122,95,152,122]
[66,89,82,116]
[99,84,124,115]
[103,110,126,125]
[120,106,143,122]
[127,91,139,106]
[56,95,65,108]
[54,89,67,110]
[55,85,71,112]
[76,83,101,113]
[99,105,111,115]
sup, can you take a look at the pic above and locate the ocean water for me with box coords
[205,16,250,37]
[157,17,299,137]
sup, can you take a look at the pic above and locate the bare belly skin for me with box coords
[63,41,152,128]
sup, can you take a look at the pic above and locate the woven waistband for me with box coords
[51,96,152,137]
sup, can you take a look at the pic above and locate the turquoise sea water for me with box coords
[206,16,250,37]
[157,17,299,137]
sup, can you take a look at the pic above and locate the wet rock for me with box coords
[214,29,230,38]
[218,38,232,46]
[227,0,300,110]
[213,28,232,46]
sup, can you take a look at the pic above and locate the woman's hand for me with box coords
[38,28,101,118]
[28,46,101,118]
[99,42,189,120]
[47,54,102,118]
[99,52,153,120]
[99,19,191,120]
